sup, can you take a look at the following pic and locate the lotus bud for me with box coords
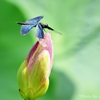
[17,32,53,100]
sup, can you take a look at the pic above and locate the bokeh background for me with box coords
[0,0,100,100]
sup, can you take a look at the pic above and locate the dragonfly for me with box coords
[17,16,61,39]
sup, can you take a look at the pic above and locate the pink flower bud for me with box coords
[17,32,53,100]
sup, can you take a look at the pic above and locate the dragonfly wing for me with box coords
[25,16,43,25]
[36,24,44,39]
[20,16,44,35]
[20,24,34,35]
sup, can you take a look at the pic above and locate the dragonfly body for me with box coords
[39,23,54,31]
[17,16,61,39]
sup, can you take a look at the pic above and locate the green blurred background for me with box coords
[0,0,100,100]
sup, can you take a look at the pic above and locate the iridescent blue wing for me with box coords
[20,16,43,35]
[25,16,43,25]
[36,24,44,39]
[20,24,34,35]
